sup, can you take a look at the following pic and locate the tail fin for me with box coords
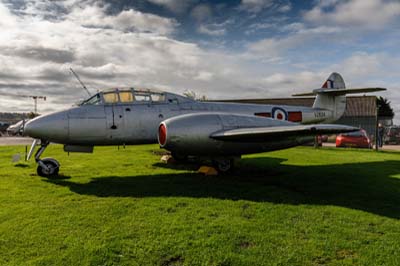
[321,72,345,89]
[293,72,386,122]
[314,73,346,122]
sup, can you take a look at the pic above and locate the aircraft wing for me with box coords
[293,87,386,97]
[210,124,358,142]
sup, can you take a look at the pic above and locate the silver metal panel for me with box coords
[105,104,125,142]
[68,106,106,141]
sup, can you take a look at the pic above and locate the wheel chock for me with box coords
[198,166,218,176]
[160,155,176,164]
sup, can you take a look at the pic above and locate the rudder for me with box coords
[321,72,345,89]
[313,72,346,122]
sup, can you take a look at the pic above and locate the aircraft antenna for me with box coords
[70,68,91,97]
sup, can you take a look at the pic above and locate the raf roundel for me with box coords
[272,107,288,121]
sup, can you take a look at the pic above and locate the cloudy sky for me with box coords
[0,0,399,121]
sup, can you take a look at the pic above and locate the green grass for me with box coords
[1,144,400,266]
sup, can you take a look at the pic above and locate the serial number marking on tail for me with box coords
[314,111,326,118]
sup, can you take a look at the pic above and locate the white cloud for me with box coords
[245,22,277,35]
[278,3,291,12]
[66,4,178,35]
[198,24,226,36]
[147,0,195,13]
[281,23,342,34]
[246,32,311,58]
[339,52,383,78]
[193,71,214,81]
[260,71,325,92]
[246,22,343,58]
[247,37,292,56]
[304,0,400,29]
[0,1,188,112]
[0,2,17,27]
[239,0,273,13]
[191,4,212,22]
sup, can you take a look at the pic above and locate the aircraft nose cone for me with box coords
[24,119,41,137]
[24,111,69,141]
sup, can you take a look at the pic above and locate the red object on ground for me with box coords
[336,129,372,148]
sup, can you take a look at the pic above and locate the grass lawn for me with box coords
[1,144,400,265]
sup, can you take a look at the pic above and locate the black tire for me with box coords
[37,159,59,178]
[212,159,234,173]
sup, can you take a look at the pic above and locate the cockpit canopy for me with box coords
[80,88,194,106]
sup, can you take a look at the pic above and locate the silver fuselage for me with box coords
[22,74,382,176]
[25,98,331,146]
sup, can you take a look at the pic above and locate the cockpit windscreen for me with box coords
[81,94,101,105]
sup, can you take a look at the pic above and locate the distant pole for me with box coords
[314,136,319,149]
[375,107,378,151]
[33,97,38,114]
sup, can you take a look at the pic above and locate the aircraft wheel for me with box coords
[37,158,60,177]
[212,158,234,173]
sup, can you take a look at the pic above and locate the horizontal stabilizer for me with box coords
[211,124,358,142]
[293,87,386,97]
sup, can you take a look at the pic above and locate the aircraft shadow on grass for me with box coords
[45,157,400,219]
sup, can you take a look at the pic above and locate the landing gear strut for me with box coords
[34,141,60,177]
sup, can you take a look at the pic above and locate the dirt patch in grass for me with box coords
[160,255,184,266]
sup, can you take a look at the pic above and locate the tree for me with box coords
[27,112,40,119]
[183,90,208,101]
[376,97,394,118]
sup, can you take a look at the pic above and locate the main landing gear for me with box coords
[33,141,60,177]
[168,152,236,173]
[212,158,235,173]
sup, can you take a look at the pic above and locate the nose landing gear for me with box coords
[37,158,60,177]
[33,141,60,178]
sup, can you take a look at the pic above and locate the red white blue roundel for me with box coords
[272,107,288,120]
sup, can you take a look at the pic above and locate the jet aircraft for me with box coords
[24,73,385,177]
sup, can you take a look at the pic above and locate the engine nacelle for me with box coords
[158,113,309,156]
